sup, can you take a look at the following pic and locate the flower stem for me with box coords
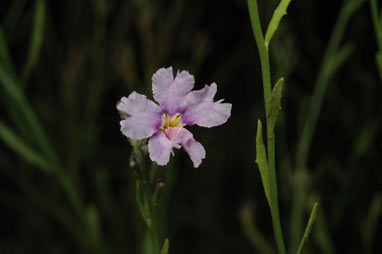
[149,204,160,254]
[247,0,286,253]
[141,169,161,254]
[133,143,161,254]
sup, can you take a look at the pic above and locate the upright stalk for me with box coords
[248,0,286,253]
[133,142,161,254]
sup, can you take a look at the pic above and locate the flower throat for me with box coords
[160,113,185,131]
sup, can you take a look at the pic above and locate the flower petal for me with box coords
[152,67,195,115]
[117,92,163,139]
[152,67,174,104]
[166,127,205,168]
[148,131,174,166]
[179,129,206,168]
[149,127,206,167]
[182,83,232,127]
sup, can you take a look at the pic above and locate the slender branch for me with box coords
[134,147,160,254]
[290,0,366,252]
[248,0,286,253]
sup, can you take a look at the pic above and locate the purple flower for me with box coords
[117,67,232,168]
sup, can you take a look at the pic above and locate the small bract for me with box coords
[117,67,232,168]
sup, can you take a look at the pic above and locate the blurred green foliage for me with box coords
[0,0,381,253]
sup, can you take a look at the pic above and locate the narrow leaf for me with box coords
[326,43,354,78]
[376,51,382,80]
[297,202,319,254]
[21,0,46,85]
[265,0,292,49]
[0,63,57,163]
[370,0,382,46]
[86,205,101,241]
[0,27,17,78]
[238,204,275,253]
[255,120,271,208]
[0,120,50,172]
[136,180,151,226]
[361,194,382,248]
[267,77,284,137]
[160,238,169,254]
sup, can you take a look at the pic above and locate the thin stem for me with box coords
[149,204,160,254]
[290,0,366,252]
[296,202,319,254]
[370,0,382,47]
[248,0,286,253]
[135,151,160,254]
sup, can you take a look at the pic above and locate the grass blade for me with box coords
[0,62,56,163]
[160,238,169,254]
[21,0,46,85]
[297,202,319,254]
[255,120,271,208]
[0,120,50,172]
[239,204,274,253]
[0,26,17,78]
[265,0,292,49]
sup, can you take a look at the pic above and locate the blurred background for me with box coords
[0,0,381,253]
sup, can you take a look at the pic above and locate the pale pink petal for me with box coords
[182,83,232,127]
[152,67,174,104]
[173,70,195,95]
[165,127,206,168]
[181,132,206,168]
[117,92,163,139]
[164,127,183,147]
[148,131,174,166]
[152,67,195,115]
[149,127,206,167]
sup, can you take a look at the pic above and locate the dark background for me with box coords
[0,0,381,253]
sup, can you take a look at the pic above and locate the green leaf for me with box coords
[238,204,274,253]
[255,120,271,208]
[267,77,284,137]
[0,26,17,78]
[361,194,382,249]
[86,205,100,241]
[0,120,51,172]
[376,51,382,80]
[264,0,292,49]
[21,0,46,85]
[160,238,169,254]
[85,205,107,252]
[325,43,354,78]
[297,202,319,254]
[0,62,57,163]
[136,180,151,226]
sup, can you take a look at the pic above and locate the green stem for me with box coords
[290,0,366,252]
[370,0,382,47]
[296,202,319,254]
[248,0,286,253]
[135,150,160,254]
[149,204,160,254]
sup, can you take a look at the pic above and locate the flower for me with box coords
[117,67,232,168]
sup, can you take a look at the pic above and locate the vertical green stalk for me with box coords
[149,204,160,254]
[132,141,161,254]
[247,0,286,253]
[143,170,160,254]
[370,0,382,79]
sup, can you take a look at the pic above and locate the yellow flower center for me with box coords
[160,113,185,131]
